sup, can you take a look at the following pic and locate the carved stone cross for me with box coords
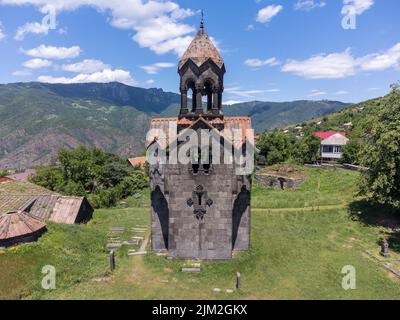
[187,185,213,220]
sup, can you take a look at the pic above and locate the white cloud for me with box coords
[12,69,32,76]
[224,100,244,105]
[282,43,400,79]
[282,49,356,79]
[62,59,110,74]
[22,44,81,60]
[246,24,255,31]
[244,57,280,68]
[23,58,52,69]
[37,68,137,86]
[336,90,349,95]
[141,62,175,74]
[356,43,400,71]
[308,89,327,97]
[256,5,283,23]
[1,0,196,55]
[343,0,374,15]
[225,86,280,98]
[145,79,155,85]
[0,21,5,41]
[368,87,380,91]
[15,21,49,41]
[294,0,326,11]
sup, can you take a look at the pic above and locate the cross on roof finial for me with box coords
[200,10,204,33]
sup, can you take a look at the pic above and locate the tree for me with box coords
[340,138,361,164]
[358,92,400,207]
[293,133,320,164]
[257,131,293,165]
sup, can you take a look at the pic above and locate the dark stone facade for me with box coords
[149,22,251,260]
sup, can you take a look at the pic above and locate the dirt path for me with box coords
[252,204,347,213]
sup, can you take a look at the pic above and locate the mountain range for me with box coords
[0,82,350,169]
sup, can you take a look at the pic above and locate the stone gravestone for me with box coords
[380,239,391,258]
[109,250,116,272]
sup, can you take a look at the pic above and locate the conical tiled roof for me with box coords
[179,24,224,69]
[0,210,46,241]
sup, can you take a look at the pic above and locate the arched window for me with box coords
[186,81,196,112]
[191,146,213,175]
[203,80,213,111]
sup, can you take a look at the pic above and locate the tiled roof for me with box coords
[148,116,253,148]
[179,29,224,69]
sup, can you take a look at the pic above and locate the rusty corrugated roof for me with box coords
[0,195,33,213]
[28,195,59,221]
[0,211,46,241]
[49,197,86,225]
[0,182,92,225]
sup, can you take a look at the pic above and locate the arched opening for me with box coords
[190,146,213,175]
[203,80,214,112]
[186,81,196,112]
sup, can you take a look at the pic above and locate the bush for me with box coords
[31,146,149,209]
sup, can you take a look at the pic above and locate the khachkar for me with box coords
[147,19,253,260]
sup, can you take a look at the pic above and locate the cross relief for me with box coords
[187,185,213,220]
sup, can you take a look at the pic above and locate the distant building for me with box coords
[0,177,15,183]
[343,122,353,129]
[6,169,36,182]
[314,132,349,161]
[128,156,147,170]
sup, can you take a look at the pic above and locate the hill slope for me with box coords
[0,82,350,168]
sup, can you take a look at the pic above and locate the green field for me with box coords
[1,167,400,300]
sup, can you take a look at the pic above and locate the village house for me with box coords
[314,132,349,162]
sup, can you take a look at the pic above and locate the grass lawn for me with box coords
[1,167,400,300]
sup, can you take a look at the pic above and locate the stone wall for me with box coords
[254,173,306,190]
[150,161,251,260]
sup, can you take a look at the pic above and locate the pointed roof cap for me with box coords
[179,17,224,69]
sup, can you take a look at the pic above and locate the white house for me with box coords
[321,133,349,161]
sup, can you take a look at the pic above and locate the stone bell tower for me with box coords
[178,17,225,121]
[148,17,252,260]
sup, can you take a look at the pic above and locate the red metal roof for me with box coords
[0,177,15,183]
[128,156,147,169]
[314,132,348,139]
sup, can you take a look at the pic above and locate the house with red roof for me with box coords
[313,132,349,162]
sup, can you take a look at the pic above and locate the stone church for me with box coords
[148,19,252,260]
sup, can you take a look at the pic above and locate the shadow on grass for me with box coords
[349,199,400,253]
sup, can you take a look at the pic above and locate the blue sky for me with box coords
[0,0,399,103]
